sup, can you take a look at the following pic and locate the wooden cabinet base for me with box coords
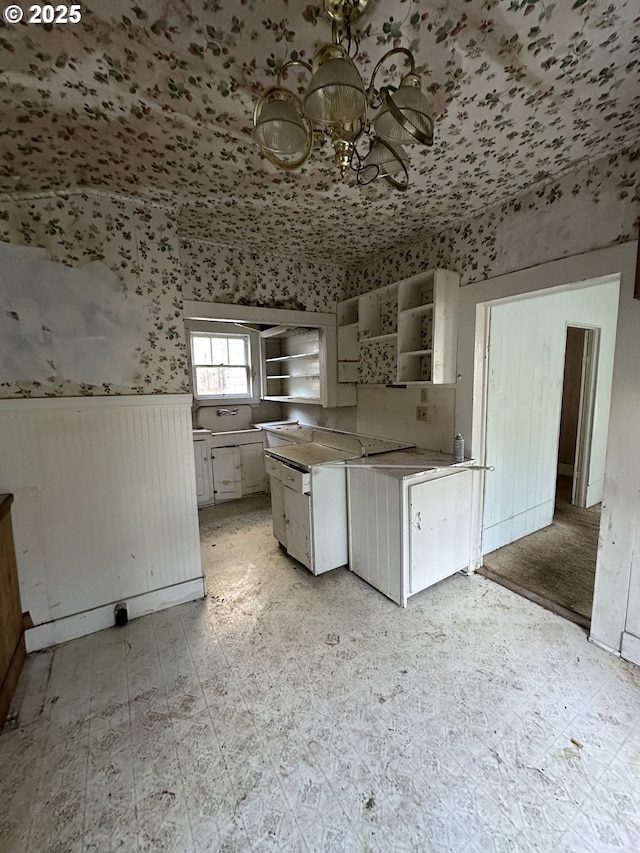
[0,634,25,728]
[0,494,26,728]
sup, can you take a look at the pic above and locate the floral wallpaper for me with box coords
[1,0,639,265]
[359,340,397,385]
[0,193,189,397]
[180,238,344,313]
[345,145,640,295]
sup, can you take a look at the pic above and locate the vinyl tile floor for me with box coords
[2,494,639,853]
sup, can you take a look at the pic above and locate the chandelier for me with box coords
[252,0,434,191]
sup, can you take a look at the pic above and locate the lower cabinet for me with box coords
[194,438,266,507]
[211,446,242,502]
[347,466,473,606]
[194,437,214,506]
[266,455,347,574]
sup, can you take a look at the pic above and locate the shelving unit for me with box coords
[337,268,460,386]
[337,297,359,385]
[261,326,323,403]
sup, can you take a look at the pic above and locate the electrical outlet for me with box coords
[416,406,429,422]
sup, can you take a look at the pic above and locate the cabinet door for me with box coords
[194,439,213,505]
[284,486,312,569]
[240,443,266,495]
[408,469,472,595]
[270,477,287,545]
[212,447,242,501]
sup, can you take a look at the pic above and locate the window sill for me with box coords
[194,397,260,407]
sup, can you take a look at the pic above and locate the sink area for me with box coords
[196,427,264,448]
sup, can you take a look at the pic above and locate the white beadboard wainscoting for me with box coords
[0,395,204,651]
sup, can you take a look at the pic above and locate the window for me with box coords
[190,331,253,399]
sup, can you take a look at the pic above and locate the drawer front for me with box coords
[265,455,282,480]
[281,464,310,495]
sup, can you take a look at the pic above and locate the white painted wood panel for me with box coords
[284,487,312,568]
[309,465,348,574]
[270,478,287,545]
[409,470,472,595]
[239,443,266,494]
[482,281,619,555]
[0,396,204,650]
[348,468,402,604]
[212,446,242,501]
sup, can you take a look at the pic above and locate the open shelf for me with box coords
[263,395,322,403]
[399,303,434,318]
[360,332,398,344]
[265,352,319,363]
[267,374,320,380]
[337,268,460,386]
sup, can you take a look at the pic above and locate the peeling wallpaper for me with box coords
[0,194,189,397]
[344,147,640,296]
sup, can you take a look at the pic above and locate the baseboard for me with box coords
[620,631,640,665]
[588,635,621,657]
[25,576,206,652]
[557,463,574,477]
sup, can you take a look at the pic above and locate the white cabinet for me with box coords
[337,268,460,387]
[240,443,266,495]
[212,446,242,502]
[260,324,355,407]
[193,434,266,506]
[347,466,472,606]
[194,437,214,506]
[265,455,347,574]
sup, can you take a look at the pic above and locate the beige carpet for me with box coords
[481,477,600,624]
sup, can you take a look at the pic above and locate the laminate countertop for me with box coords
[345,448,473,481]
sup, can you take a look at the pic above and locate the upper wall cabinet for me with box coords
[260,324,356,407]
[338,269,460,386]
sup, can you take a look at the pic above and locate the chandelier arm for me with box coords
[276,59,313,86]
[377,136,409,190]
[383,167,409,191]
[368,47,416,96]
[380,85,433,146]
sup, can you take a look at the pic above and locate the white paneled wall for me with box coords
[0,395,204,650]
[482,280,619,555]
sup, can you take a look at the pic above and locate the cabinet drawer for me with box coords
[265,455,282,480]
[281,465,310,495]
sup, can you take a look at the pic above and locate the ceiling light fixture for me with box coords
[252,0,434,191]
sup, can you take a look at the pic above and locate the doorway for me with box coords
[477,281,618,627]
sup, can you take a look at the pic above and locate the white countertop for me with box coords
[345,448,472,480]
[266,443,356,469]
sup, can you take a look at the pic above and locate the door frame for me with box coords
[568,324,600,508]
[453,246,633,654]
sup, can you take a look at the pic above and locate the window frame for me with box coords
[186,321,260,405]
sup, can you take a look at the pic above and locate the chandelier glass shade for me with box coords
[252,0,434,191]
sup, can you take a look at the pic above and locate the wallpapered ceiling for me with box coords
[1,0,639,264]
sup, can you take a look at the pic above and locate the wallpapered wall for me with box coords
[0,193,344,398]
[179,238,344,313]
[0,193,189,397]
[344,146,640,296]
[1,146,637,398]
